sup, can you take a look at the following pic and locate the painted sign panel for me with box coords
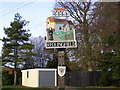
[45,8,77,49]
[53,30,74,40]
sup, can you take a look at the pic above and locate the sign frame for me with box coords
[45,8,77,49]
[45,41,77,49]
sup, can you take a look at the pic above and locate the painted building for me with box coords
[21,68,57,87]
[45,8,77,49]
[46,17,75,41]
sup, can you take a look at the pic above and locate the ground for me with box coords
[1,85,120,90]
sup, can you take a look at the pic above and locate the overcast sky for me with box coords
[0,0,55,55]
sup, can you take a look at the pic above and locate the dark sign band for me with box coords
[46,41,77,48]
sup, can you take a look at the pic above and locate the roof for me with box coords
[2,66,13,71]
[47,17,55,22]
[54,19,68,24]
[54,8,66,11]
[47,17,73,24]
[21,68,57,72]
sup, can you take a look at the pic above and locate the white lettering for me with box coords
[47,42,76,48]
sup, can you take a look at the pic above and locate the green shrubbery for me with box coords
[98,71,120,87]
[98,51,120,87]
[2,70,14,85]
[2,70,22,85]
[98,71,112,86]
[0,71,2,87]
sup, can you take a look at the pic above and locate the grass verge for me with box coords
[2,85,53,90]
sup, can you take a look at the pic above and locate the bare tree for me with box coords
[57,1,102,71]
[30,36,51,68]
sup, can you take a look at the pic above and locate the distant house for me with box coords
[2,66,13,75]
[2,66,13,70]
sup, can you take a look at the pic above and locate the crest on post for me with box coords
[58,66,66,77]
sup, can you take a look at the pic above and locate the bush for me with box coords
[98,71,113,86]
[2,70,14,85]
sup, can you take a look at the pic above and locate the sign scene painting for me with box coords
[46,8,77,48]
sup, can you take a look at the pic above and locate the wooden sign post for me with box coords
[57,49,65,89]
[45,8,77,90]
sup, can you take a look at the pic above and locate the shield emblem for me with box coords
[58,66,66,77]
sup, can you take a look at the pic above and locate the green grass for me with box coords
[0,72,1,88]
[53,30,73,35]
[59,35,74,40]
[2,85,53,90]
[2,85,120,90]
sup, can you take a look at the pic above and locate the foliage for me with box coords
[2,13,35,85]
[98,51,120,86]
[57,1,102,71]
[2,70,14,86]
[67,60,82,71]
[58,0,119,68]
[46,50,58,68]
[30,36,52,68]
[46,49,75,70]
[95,2,120,86]
[0,72,1,87]
[57,1,120,86]
[46,59,57,68]
[98,71,112,86]
[2,69,22,86]
[2,85,53,90]
[16,69,22,85]
[21,43,36,69]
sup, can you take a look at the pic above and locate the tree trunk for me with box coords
[14,61,17,85]
[13,70,17,85]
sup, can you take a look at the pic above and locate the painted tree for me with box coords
[2,13,35,85]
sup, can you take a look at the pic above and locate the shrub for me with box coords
[2,70,14,85]
[98,71,113,86]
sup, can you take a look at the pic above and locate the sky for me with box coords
[0,0,116,55]
[0,0,55,55]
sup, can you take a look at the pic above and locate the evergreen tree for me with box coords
[2,13,35,85]
[46,51,58,68]
[21,42,36,69]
